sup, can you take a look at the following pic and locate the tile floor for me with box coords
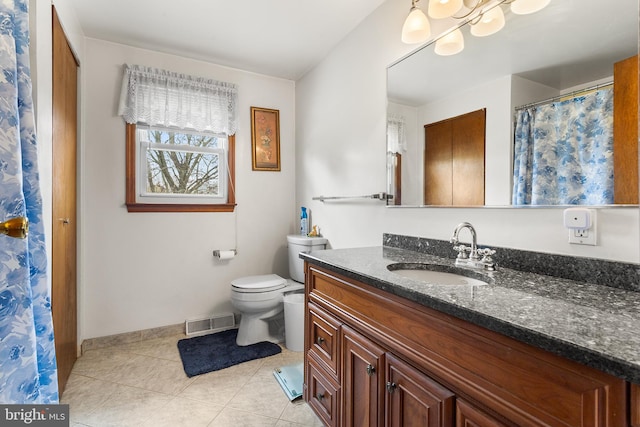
[61,333,324,427]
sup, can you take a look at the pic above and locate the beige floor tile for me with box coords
[208,407,278,427]
[140,396,223,427]
[69,331,321,426]
[226,374,290,418]
[178,370,252,407]
[71,347,134,378]
[279,400,325,427]
[130,358,195,395]
[61,374,121,424]
[97,353,161,386]
[114,334,184,361]
[81,385,173,427]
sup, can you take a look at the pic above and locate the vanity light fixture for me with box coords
[469,5,505,37]
[428,0,464,19]
[435,28,465,55]
[402,0,551,54]
[401,0,431,44]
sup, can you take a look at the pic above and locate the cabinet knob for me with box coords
[316,336,325,345]
[366,364,376,376]
[316,392,325,401]
[386,382,397,393]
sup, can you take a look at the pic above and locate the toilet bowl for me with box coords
[230,235,327,346]
[231,274,303,346]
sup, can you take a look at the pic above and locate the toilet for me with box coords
[230,235,328,346]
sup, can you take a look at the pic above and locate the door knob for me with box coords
[0,216,28,239]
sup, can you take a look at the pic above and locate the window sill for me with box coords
[126,203,236,213]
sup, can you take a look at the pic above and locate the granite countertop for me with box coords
[301,246,640,384]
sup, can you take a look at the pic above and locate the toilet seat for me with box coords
[231,274,286,293]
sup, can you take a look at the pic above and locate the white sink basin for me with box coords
[387,263,489,286]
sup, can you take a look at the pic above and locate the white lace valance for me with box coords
[118,64,238,135]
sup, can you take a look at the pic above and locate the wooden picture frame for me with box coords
[250,106,281,171]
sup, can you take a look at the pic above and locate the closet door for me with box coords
[52,6,79,395]
[423,109,485,206]
[613,55,638,204]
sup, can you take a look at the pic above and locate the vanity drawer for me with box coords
[307,356,341,427]
[308,302,342,379]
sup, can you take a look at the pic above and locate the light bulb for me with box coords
[510,0,551,15]
[428,0,463,19]
[402,7,431,44]
[470,6,505,37]
[435,29,464,56]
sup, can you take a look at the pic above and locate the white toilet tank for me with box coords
[287,235,328,283]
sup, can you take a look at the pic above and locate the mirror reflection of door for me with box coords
[613,55,639,204]
[392,153,402,205]
[424,109,485,206]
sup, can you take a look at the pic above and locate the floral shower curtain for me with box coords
[0,0,59,403]
[512,87,614,205]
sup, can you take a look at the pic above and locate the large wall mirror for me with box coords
[387,0,638,207]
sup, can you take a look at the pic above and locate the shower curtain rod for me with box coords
[514,81,613,112]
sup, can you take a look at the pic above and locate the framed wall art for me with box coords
[250,106,280,171]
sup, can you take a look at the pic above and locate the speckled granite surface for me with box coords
[383,233,640,292]
[301,242,640,383]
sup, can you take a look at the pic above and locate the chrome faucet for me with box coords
[450,222,496,271]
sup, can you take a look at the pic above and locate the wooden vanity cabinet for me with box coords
[386,352,455,427]
[304,263,629,427]
[342,325,385,426]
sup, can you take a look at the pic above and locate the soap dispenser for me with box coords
[300,207,309,236]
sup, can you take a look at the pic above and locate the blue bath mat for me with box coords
[177,329,282,377]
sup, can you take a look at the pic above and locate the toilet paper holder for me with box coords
[213,249,237,259]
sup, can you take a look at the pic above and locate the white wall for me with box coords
[296,0,639,262]
[79,39,296,339]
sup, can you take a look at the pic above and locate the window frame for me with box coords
[125,123,236,213]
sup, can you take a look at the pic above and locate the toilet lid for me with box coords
[231,274,286,293]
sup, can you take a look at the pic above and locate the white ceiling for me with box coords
[67,0,388,80]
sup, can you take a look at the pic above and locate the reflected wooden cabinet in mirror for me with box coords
[423,108,485,206]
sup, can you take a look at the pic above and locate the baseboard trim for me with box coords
[80,323,185,354]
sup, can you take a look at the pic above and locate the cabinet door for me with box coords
[613,54,638,204]
[343,326,386,427]
[424,109,485,206]
[456,399,508,427]
[385,353,455,427]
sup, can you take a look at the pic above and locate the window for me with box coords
[118,64,238,213]
[126,124,235,212]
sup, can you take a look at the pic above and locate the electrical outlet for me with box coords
[575,229,588,238]
[569,228,597,245]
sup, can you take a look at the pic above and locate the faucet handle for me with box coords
[453,245,471,259]
[477,248,496,258]
[477,248,497,267]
